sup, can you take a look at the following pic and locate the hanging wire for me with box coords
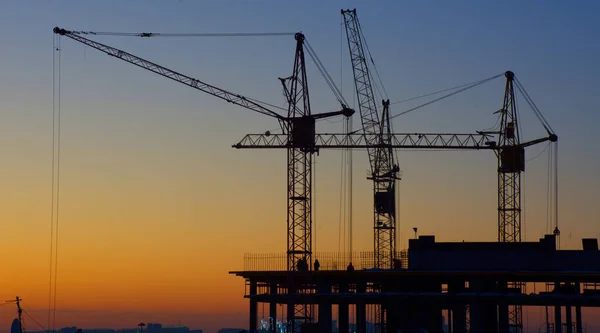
[48,33,56,333]
[348,115,353,262]
[337,17,345,257]
[396,176,401,251]
[522,168,527,242]
[390,73,504,120]
[526,142,551,162]
[48,34,63,332]
[313,157,317,256]
[390,117,402,251]
[338,118,347,255]
[23,310,47,332]
[554,143,559,243]
[340,16,344,103]
[546,144,553,234]
[478,108,503,133]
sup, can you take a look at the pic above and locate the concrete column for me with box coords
[575,282,583,333]
[356,282,366,333]
[449,282,466,333]
[287,304,295,332]
[452,306,466,333]
[554,305,562,333]
[575,305,583,333]
[287,282,295,333]
[566,305,573,333]
[469,280,497,333]
[498,281,509,333]
[250,280,258,333]
[339,283,349,333]
[318,282,332,333]
[270,284,278,333]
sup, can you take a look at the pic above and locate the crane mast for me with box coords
[342,9,399,270]
[498,71,522,243]
[282,33,313,273]
[497,71,524,332]
[281,33,314,333]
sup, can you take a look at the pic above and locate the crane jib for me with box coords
[53,26,285,120]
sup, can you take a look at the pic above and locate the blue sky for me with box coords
[1,0,600,331]
[4,0,599,139]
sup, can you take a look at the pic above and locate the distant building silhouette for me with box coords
[217,329,247,333]
[20,323,202,333]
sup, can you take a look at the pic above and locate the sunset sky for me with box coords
[1,0,599,332]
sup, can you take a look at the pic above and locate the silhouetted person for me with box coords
[314,259,320,271]
[298,257,308,272]
[347,262,354,271]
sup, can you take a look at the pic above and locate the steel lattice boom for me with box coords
[53,27,284,121]
[233,132,496,149]
[342,9,400,271]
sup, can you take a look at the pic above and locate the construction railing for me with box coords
[243,251,408,271]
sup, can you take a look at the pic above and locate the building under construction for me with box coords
[231,234,600,333]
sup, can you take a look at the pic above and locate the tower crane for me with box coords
[480,71,558,333]
[338,9,556,332]
[341,9,400,270]
[53,27,353,333]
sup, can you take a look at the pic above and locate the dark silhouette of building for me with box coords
[232,234,600,333]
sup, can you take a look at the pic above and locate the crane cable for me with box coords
[304,39,349,108]
[348,115,353,263]
[24,309,47,332]
[391,78,494,106]
[337,18,345,257]
[514,78,554,135]
[512,75,558,245]
[65,30,296,38]
[554,142,559,247]
[49,34,62,332]
[48,34,56,332]
[390,73,505,120]
[546,143,553,235]
[545,141,560,248]
[338,119,347,255]
[356,17,388,100]
[313,157,317,258]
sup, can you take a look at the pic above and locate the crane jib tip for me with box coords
[53,27,67,35]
